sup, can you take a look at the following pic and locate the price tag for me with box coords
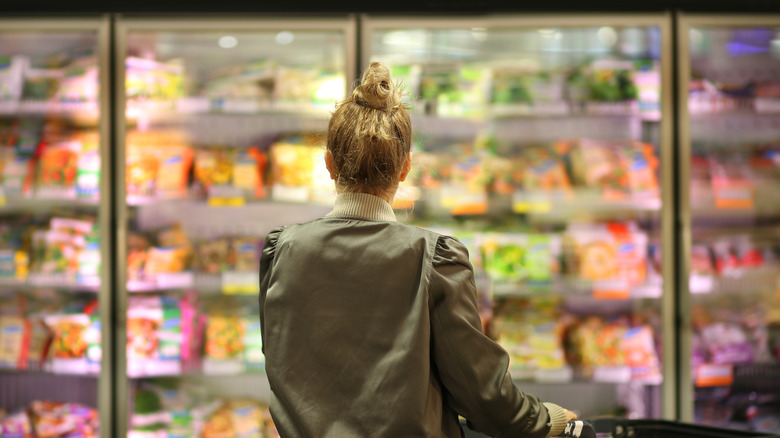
[0,100,19,114]
[593,279,630,300]
[203,359,244,375]
[695,363,733,387]
[534,366,573,383]
[133,359,181,377]
[755,98,780,114]
[222,271,259,295]
[223,99,260,113]
[593,366,632,383]
[512,190,567,213]
[52,358,89,375]
[690,274,714,294]
[440,184,487,215]
[534,101,570,115]
[176,97,210,113]
[207,185,245,207]
[713,184,754,209]
[155,272,193,290]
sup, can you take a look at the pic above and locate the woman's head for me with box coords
[326,62,412,199]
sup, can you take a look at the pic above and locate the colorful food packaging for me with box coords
[442,146,491,215]
[127,296,182,377]
[0,410,33,438]
[709,155,755,209]
[564,222,647,287]
[29,400,98,438]
[125,57,185,103]
[204,314,245,361]
[582,61,638,103]
[480,233,557,285]
[699,321,755,365]
[156,146,193,199]
[0,315,31,369]
[269,135,330,202]
[74,131,100,199]
[622,325,662,383]
[619,141,660,198]
[572,316,627,367]
[516,144,573,199]
[231,237,261,272]
[35,141,80,197]
[43,311,90,374]
[194,148,235,194]
[492,298,566,378]
[194,238,230,274]
[232,148,267,200]
[22,67,62,101]
[126,142,161,199]
[568,138,629,199]
[242,312,264,371]
[0,55,27,101]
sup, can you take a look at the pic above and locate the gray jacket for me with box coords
[259,192,568,438]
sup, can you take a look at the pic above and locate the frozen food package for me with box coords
[232,148,267,200]
[518,144,573,198]
[0,409,33,438]
[194,148,235,193]
[568,138,629,199]
[708,155,755,209]
[619,141,660,198]
[36,140,82,198]
[269,134,330,202]
[0,56,27,102]
[0,315,31,369]
[622,325,662,383]
[126,142,161,199]
[29,400,98,438]
[156,146,193,198]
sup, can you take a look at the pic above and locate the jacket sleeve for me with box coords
[428,235,569,438]
[259,226,286,356]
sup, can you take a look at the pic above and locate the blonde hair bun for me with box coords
[352,62,401,110]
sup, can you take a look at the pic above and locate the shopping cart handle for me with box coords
[557,420,597,438]
[458,419,598,438]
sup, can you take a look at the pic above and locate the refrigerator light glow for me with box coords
[276,31,294,45]
[314,76,345,102]
[726,41,768,56]
[218,35,237,49]
[471,28,488,42]
[689,29,703,47]
[597,27,618,47]
[772,39,780,57]
[381,30,426,47]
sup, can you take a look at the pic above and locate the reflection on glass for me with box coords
[688,26,780,433]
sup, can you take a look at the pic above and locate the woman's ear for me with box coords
[399,152,412,182]
[325,150,337,180]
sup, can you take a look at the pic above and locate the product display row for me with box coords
[130,380,278,438]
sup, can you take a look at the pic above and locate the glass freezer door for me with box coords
[116,17,355,437]
[363,15,674,421]
[680,15,780,433]
[0,18,110,438]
